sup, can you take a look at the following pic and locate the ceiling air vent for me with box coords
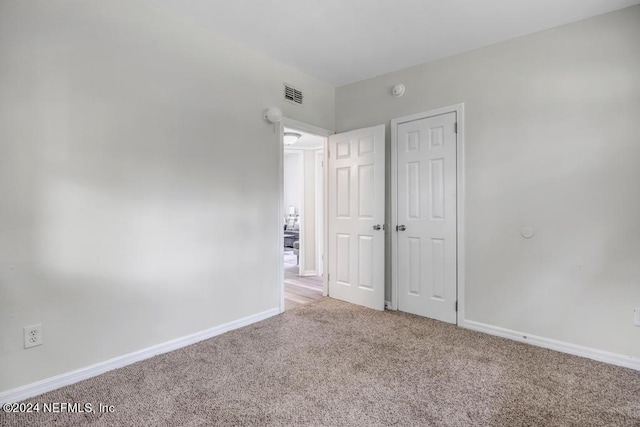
[284,84,303,105]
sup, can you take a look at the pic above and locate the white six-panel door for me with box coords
[396,113,457,323]
[328,125,385,310]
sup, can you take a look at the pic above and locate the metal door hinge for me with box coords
[454,122,458,134]
[455,301,458,312]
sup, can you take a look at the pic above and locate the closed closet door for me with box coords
[396,112,457,323]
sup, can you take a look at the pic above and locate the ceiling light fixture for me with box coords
[284,132,302,146]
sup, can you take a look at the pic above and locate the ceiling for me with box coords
[147,0,640,86]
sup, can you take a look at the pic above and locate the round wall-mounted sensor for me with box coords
[392,84,405,97]
[521,226,535,239]
[264,107,283,123]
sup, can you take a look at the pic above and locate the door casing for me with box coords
[390,104,466,324]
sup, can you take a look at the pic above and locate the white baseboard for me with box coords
[301,270,318,277]
[0,307,280,404]
[461,319,640,371]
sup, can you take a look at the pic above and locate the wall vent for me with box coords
[284,83,303,105]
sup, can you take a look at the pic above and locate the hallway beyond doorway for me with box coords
[284,249,322,311]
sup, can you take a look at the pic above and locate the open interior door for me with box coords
[328,125,385,310]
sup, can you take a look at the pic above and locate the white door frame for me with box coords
[390,103,466,324]
[278,118,331,313]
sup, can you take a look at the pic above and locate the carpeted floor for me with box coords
[4,298,639,426]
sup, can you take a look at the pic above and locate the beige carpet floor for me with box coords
[3,298,639,426]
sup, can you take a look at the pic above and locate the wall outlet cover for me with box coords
[24,324,43,349]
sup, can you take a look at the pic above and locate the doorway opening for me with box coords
[280,123,386,312]
[280,120,329,312]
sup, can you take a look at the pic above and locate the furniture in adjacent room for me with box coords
[284,230,299,248]
[293,241,300,265]
[284,214,300,248]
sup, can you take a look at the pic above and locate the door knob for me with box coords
[396,225,406,231]
[373,224,382,230]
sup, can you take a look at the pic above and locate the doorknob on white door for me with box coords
[373,224,382,230]
[396,225,406,231]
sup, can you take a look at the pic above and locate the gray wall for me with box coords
[336,6,640,358]
[0,1,334,392]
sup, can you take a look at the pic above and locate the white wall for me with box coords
[302,150,317,273]
[315,149,325,276]
[0,0,334,392]
[283,152,301,217]
[335,6,640,358]
[283,149,318,275]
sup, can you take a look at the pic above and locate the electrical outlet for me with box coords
[24,324,43,349]
[635,308,640,327]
